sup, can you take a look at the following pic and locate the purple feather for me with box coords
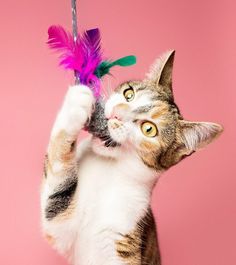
[47,25,102,97]
[83,29,101,57]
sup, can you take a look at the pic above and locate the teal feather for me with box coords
[95,55,136,78]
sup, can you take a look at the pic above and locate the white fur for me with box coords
[51,85,95,138]
[105,90,152,121]
[41,85,158,265]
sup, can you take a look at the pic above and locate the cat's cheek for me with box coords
[126,124,143,147]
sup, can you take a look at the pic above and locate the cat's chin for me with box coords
[91,137,122,158]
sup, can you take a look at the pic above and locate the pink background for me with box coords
[0,0,235,264]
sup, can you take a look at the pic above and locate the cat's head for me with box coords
[94,51,223,171]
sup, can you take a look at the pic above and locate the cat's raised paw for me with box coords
[52,85,95,136]
[65,85,95,111]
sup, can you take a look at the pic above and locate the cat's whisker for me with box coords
[101,83,108,100]
[107,77,113,98]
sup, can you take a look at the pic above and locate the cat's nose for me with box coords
[109,104,130,121]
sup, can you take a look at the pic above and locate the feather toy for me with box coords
[48,26,102,96]
[47,25,136,98]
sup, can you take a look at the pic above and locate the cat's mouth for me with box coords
[99,134,120,148]
[91,136,122,158]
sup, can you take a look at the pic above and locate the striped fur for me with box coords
[116,209,160,265]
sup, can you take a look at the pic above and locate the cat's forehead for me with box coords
[114,81,181,118]
[114,80,143,92]
[114,80,164,94]
[115,80,170,100]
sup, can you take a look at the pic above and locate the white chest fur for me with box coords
[72,141,155,265]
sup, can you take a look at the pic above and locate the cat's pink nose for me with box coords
[108,112,121,121]
[108,103,129,121]
[107,103,131,121]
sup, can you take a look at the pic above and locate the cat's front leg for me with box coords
[46,84,94,185]
[41,85,94,256]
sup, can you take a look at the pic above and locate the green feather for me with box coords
[109,55,136,67]
[95,61,111,78]
[95,55,136,78]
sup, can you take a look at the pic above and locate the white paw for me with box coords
[52,85,95,136]
[64,85,95,112]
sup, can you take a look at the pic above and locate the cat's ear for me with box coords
[179,120,223,157]
[146,50,175,99]
[158,120,223,169]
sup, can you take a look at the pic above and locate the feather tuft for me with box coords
[95,56,136,78]
[47,25,137,98]
[47,25,102,97]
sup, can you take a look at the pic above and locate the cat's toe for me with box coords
[66,85,94,105]
[65,85,95,117]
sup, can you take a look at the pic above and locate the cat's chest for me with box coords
[76,152,150,234]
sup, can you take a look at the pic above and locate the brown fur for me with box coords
[48,130,76,169]
[44,233,55,246]
[151,104,169,120]
[116,209,160,265]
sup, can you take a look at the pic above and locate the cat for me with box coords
[40,50,223,265]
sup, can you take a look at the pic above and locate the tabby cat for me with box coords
[41,51,223,265]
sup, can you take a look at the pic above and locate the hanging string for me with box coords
[71,0,80,84]
[70,0,136,85]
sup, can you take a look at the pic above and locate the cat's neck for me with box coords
[88,137,159,190]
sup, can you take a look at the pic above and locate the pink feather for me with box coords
[47,25,102,97]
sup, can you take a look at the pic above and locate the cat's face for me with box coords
[104,80,179,170]
[95,51,223,171]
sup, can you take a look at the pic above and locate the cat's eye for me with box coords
[123,88,135,102]
[141,122,158,137]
